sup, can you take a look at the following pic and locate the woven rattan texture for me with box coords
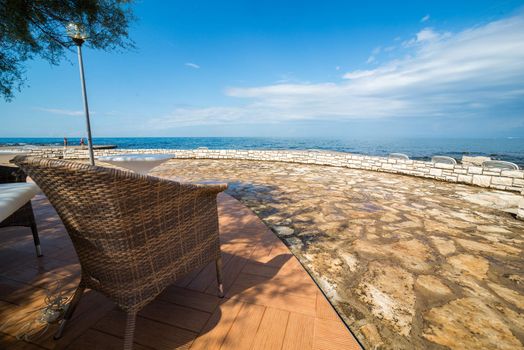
[13,156,226,312]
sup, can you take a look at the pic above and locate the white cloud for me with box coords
[402,28,448,47]
[365,46,382,64]
[384,46,396,52]
[35,107,86,116]
[343,70,376,79]
[152,14,524,127]
[185,62,200,69]
[416,28,438,42]
[366,55,376,64]
[421,14,430,23]
[148,106,277,128]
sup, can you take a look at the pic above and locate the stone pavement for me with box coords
[152,159,524,350]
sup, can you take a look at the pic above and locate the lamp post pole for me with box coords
[73,37,95,165]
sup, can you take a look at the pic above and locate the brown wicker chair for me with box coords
[13,156,227,350]
[0,165,41,257]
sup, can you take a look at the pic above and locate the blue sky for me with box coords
[1,0,524,138]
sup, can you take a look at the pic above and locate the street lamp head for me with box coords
[67,22,88,45]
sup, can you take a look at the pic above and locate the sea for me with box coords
[1,137,523,167]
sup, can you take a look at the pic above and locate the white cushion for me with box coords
[0,183,40,222]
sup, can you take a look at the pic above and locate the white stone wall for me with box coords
[9,147,524,193]
[518,198,524,220]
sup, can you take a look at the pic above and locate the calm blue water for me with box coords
[1,137,523,166]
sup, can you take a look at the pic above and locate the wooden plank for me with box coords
[174,266,206,288]
[315,292,340,321]
[18,256,69,275]
[159,285,220,313]
[249,240,279,263]
[241,259,300,278]
[0,300,44,338]
[40,245,78,264]
[241,257,315,288]
[0,265,77,289]
[219,302,265,350]
[189,299,244,350]
[93,309,196,349]
[0,277,47,306]
[203,254,250,296]
[0,332,45,349]
[313,318,361,350]
[250,243,296,267]
[226,272,317,316]
[220,241,256,258]
[65,328,150,350]
[251,307,289,350]
[0,233,38,255]
[186,262,219,293]
[230,271,318,300]
[139,299,211,333]
[282,313,315,350]
[186,253,235,293]
[0,248,35,274]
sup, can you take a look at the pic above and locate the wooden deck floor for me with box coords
[0,193,361,350]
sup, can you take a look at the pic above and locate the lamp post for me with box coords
[67,23,95,165]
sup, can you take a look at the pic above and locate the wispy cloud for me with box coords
[35,107,86,116]
[149,107,251,127]
[152,14,524,127]
[273,72,306,84]
[185,62,200,69]
[366,46,382,64]
[402,28,449,47]
[343,70,377,79]
[366,55,376,64]
[421,14,430,23]
[372,46,382,55]
[384,46,396,52]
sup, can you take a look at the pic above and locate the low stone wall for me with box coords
[9,147,524,193]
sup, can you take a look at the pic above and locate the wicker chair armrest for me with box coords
[187,182,228,194]
[135,176,227,198]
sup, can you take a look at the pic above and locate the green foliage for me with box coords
[0,0,135,101]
